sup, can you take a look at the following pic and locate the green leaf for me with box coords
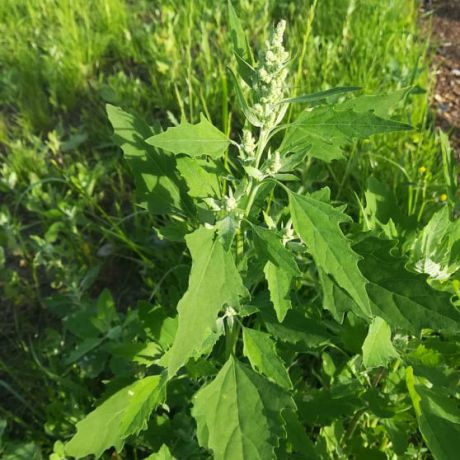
[228,68,263,127]
[216,215,238,251]
[156,220,191,243]
[289,191,371,318]
[354,237,460,334]
[263,309,332,348]
[297,381,365,425]
[192,356,294,460]
[410,207,460,280]
[364,176,401,229]
[362,317,399,368]
[106,104,190,215]
[107,342,162,366]
[228,1,253,64]
[406,367,460,460]
[139,302,178,348]
[252,226,299,274]
[337,88,411,118]
[242,327,292,389]
[282,409,319,459]
[163,227,248,377]
[65,375,166,459]
[2,442,42,460]
[253,225,300,321]
[283,86,361,105]
[281,106,411,162]
[176,156,221,198]
[263,262,295,323]
[228,1,255,84]
[146,114,230,159]
[145,445,176,460]
[319,270,356,323]
[382,419,409,455]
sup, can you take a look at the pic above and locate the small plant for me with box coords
[64,3,460,459]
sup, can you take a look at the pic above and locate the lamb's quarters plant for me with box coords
[64,4,460,459]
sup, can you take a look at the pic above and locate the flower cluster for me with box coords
[241,129,256,160]
[253,20,289,128]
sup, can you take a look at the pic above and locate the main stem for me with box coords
[244,127,270,218]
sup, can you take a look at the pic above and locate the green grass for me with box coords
[0,0,456,456]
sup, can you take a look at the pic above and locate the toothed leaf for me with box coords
[146,114,230,159]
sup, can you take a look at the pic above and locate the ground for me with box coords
[428,0,460,155]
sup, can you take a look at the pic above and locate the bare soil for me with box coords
[427,0,460,154]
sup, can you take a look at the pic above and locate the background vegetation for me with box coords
[0,0,456,458]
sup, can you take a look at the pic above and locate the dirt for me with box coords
[425,0,460,155]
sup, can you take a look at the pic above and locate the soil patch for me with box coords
[427,0,460,154]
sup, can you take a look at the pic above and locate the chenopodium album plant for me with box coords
[65,4,460,460]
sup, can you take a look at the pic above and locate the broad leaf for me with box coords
[164,227,248,377]
[410,207,460,280]
[65,375,166,459]
[263,309,332,348]
[176,156,221,198]
[355,237,460,334]
[297,381,365,425]
[253,225,300,321]
[192,357,294,460]
[216,215,238,251]
[145,445,176,460]
[139,302,178,348]
[364,176,400,237]
[406,367,460,460]
[242,327,292,389]
[281,106,411,162]
[362,316,399,368]
[289,191,371,317]
[284,86,361,105]
[106,104,190,215]
[337,88,411,117]
[252,225,299,274]
[319,269,357,323]
[264,262,295,323]
[146,114,230,159]
[282,409,319,459]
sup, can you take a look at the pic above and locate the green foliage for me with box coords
[192,357,294,460]
[289,190,371,317]
[355,237,460,334]
[146,115,230,159]
[1,0,459,459]
[407,367,460,460]
[162,226,247,378]
[362,316,399,368]
[145,445,176,460]
[252,225,299,321]
[106,104,190,215]
[281,104,411,162]
[242,327,292,389]
[65,375,166,458]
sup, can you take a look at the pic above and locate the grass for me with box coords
[0,0,456,456]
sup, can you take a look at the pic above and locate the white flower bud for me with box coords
[225,195,237,212]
